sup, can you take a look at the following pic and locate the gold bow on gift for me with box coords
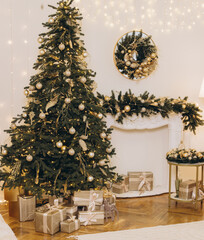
[138,174,152,195]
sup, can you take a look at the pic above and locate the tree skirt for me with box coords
[0,214,17,240]
[78,221,204,240]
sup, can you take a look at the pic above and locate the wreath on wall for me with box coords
[114,30,158,80]
[97,90,204,134]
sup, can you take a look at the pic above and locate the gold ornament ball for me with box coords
[2,149,8,156]
[121,50,125,54]
[87,175,94,182]
[150,53,156,58]
[22,113,27,118]
[38,37,44,43]
[80,76,87,84]
[128,50,131,53]
[124,66,128,69]
[39,112,46,119]
[59,43,65,51]
[182,104,186,109]
[136,69,140,73]
[141,107,146,112]
[64,69,71,77]
[26,154,33,162]
[65,98,71,104]
[24,89,29,96]
[11,123,16,130]
[29,85,35,91]
[83,52,88,57]
[39,49,45,55]
[104,96,110,101]
[126,61,131,66]
[69,127,76,135]
[147,57,152,62]
[88,152,95,158]
[61,146,67,151]
[147,61,151,65]
[48,18,54,23]
[98,159,106,166]
[106,148,112,153]
[141,63,145,67]
[78,103,85,111]
[183,153,188,158]
[124,105,131,112]
[143,61,148,66]
[98,113,103,119]
[143,67,148,73]
[100,132,106,139]
[139,67,142,71]
[56,141,63,148]
[106,135,111,140]
[36,82,42,89]
[130,63,137,68]
[68,148,75,156]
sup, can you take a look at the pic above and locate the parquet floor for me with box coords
[1,194,204,240]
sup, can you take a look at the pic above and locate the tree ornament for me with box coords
[182,104,186,109]
[150,53,156,58]
[48,18,54,23]
[124,105,131,112]
[141,107,146,112]
[98,113,103,119]
[106,148,112,153]
[29,85,35,91]
[39,112,46,119]
[61,146,67,151]
[69,127,76,135]
[88,152,95,158]
[107,135,111,140]
[100,132,106,139]
[39,49,45,55]
[143,67,148,73]
[98,159,106,166]
[24,89,29,96]
[22,113,27,118]
[56,141,63,148]
[65,98,71,104]
[78,103,85,111]
[126,61,131,66]
[2,149,8,156]
[104,96,111,101]
[26,154,33,162]
[59,43,65,51]
[68,148,75,156]
[87,175,94,182]
[36,82,42,89]
[80,76,87,84]
[83,52,88,57]
[11,123,16,130]
[38,37,44,43]
[64,69,71,77]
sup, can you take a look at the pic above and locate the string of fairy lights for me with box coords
[74,0,204,32]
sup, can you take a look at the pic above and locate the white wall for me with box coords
[0,0,204,199]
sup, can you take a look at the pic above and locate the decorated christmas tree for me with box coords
[0,0,119,198]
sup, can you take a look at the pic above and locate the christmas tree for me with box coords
[0,0,119,198]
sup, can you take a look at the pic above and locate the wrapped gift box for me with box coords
[18,195,36,222]
[179,180,196,200]
[128,172,153,191]
[64,203,78,218]
[60,219,80,233]
[103,193,116,204]
[35,204,68,235]
[73,190,103,206]
[78,210,104,226]
[48,195,63,206]
[112,175,129,194]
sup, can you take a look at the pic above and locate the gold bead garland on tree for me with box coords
[114,30,158,80]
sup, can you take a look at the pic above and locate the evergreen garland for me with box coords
[97,90,204,134]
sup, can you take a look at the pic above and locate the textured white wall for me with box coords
[0,0,204,199]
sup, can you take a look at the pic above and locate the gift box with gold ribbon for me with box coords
[18,195,36,222]
[73,190,103,207]
[128,172,153,192]
[35,204,68,235]
[112,175,129,194]
[60,217,80,233]
[179,180,196,200]
[78,210,104,226]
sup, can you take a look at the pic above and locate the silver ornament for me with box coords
[26,154,33,162]
[56,141,63,148]
[98,159,106,166]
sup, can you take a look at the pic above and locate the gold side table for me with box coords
[168,161,204,210]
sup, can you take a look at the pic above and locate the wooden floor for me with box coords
[1,194,204,240]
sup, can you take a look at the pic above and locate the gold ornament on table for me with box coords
[114,30,158,81]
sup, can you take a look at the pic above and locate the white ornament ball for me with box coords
[38,37,44,43]
[98,113,103,119]
[88,152,95,158]
[78,103,85,111]
[107,135,111,140]
[36,82,42,89]
[39,49,45,55]
[39,112,46,119]
[2,149,8,156]
[26,154,33,162]
[106,148,112,153]
[80,76,87,84]
[87,175,94,182]
[98,159,106,166]
[68,148,75,156]
[56,141,63,148]
[100,132,106,139]
[124,105,131,112]
[22,113,27,118]
[69,127,76,135]
[29,85,35,91]
[59,43,65,51]
[24,89,29,96]
[48,18,54,23]
[65,98,71,104]
[141,107,146,112]
[11,123,16,130]
[64,70,71,77]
